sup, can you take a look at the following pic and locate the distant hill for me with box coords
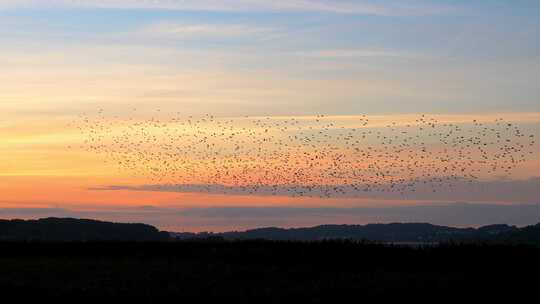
[171,222,530,243]
[0,218,169,241]
[499,223,540,243]
[2,218,539,244]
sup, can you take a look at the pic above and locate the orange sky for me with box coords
[1,113,538,214]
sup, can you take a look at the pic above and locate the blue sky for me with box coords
[1,0,539,116]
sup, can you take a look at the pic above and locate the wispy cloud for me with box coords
[92,177,540,203]
[140,22,278,39]
[0,0,455,16]
[299,49,417,59]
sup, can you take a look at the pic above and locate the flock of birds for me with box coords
[70,110,536,198]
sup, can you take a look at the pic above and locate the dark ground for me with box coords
[0,240,538,300]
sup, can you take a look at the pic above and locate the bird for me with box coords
[71,111,537,199]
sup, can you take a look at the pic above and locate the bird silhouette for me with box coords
[71,111,536,198]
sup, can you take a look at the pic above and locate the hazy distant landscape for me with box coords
[2,217,540,244]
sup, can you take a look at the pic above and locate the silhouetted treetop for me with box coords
[0,218,169,241]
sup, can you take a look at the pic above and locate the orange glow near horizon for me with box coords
[1,113,538,215]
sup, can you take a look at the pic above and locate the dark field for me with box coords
[0,241,538,300]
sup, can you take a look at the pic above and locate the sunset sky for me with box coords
[1,1,539,231]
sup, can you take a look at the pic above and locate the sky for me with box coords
[0,0,539,231]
